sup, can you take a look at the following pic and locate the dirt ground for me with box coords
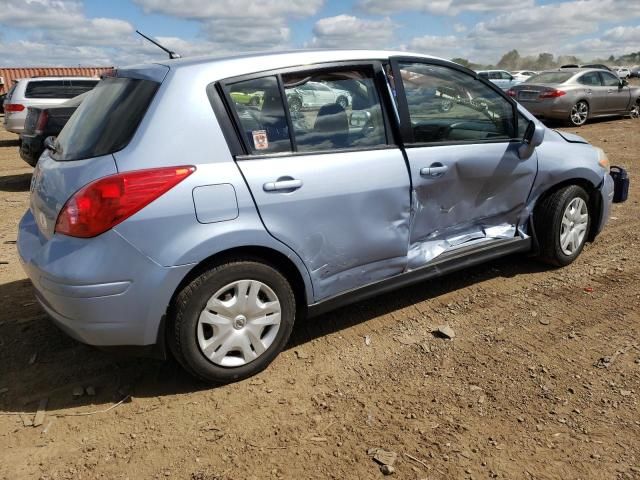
[0,113,638,480]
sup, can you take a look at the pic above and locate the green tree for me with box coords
[497,49,521,70]
[451,57,472,68]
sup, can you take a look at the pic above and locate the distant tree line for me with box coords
[452,50,640,71]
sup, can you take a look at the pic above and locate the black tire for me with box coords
[534,185,591,267]
[336,96,348,109]
[630,100,640,119]
[569,100,589,127]
[169,260,296,384]
[288,96,302,113]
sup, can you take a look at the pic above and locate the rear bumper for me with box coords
[17,210,194,347]
[519,99,569,120]
[19,134,44,166]
[3,112,25,134]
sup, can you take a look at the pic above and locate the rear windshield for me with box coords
[53,77,159,161]
[25,79,98,99]
[525,72,573,84]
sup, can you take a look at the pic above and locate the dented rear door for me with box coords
[389,58,537,269]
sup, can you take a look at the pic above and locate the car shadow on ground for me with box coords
[0,173,32,192]
[0,255,552,417]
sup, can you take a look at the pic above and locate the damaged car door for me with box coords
[222,65,411,301]
[389,58,537,269]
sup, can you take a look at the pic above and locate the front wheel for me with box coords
[535,185,591,266]
[170,260,296,384]
[569,100,589,126]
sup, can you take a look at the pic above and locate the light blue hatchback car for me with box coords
[18,50,625,383]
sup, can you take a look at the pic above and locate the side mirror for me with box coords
[44,136,57,153]
[518,120,544,159]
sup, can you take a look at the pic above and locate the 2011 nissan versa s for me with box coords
[19,50,628,384]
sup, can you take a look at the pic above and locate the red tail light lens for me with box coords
[5,103,25,112]
[539,89,566,99]
[506,89,517,97]
[55,166,195,238]
[35,110,49,135]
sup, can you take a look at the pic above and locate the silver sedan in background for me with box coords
[507,68,640,126]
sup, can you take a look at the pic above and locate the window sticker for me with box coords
[252,130,269,150]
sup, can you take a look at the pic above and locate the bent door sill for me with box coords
[308,237,531,317]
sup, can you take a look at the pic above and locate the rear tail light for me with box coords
[55,166,195,238]
[506,89,517,97]
[539,89,566,99]
[35,110,49,135]
[5,103,24,112]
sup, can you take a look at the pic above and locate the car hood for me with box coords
[554,130,588,144]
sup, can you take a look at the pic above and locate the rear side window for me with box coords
[53,77,158,161]
[224,66,387,155]
[25,80,98,99]
[227,76,292,154]
[282,69,386,152]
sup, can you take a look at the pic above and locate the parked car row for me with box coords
[507,68,640,126]
[16,50,628,384]
[3,77,98,135]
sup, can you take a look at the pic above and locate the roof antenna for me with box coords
[136,30,181,59]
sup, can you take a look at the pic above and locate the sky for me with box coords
[0,0,639,67]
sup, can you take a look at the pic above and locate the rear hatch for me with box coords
[29,67,167,239]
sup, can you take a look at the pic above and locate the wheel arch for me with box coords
[162,245,312,355]
[530,177,603,246]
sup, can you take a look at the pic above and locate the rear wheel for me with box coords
[336,96,348,109]
[535,185,591,266]
[170,260,296,384]
[630,101,640,119]
[569,100,589,126]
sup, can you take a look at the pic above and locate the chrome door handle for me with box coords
[263,179,303,192]
[420,164,448,177]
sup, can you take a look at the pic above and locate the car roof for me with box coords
[134,49,445,81]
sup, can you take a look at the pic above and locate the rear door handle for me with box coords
[420,164,449,177]
[263,179,303,192]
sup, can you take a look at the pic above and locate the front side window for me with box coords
[396,62,516,144]
[282,69,387,152]
[600,72,621,87]
[500,71,513,80]
[227,76,292,154]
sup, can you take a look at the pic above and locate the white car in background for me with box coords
[616,67,631,79]
[511,70,538,82]
[286,81,351,113]
[476,70,521,90]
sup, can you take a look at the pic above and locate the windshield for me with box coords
[525,72,573,84]
[53,77,158,161]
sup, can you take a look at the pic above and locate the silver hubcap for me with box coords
[571,102,588,125]
[560,197,589,256]
[197,280,281,367]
